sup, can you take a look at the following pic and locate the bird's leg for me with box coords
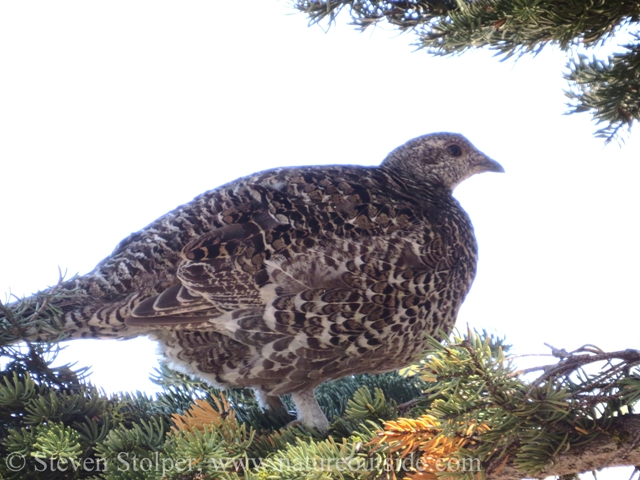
[253,388,285,411]
[291,389,329,430]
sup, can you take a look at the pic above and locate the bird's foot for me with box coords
[291,390,329,430]
[253,389,286,411]
[254,388,328,430]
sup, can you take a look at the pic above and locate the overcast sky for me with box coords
[1,2,639,478]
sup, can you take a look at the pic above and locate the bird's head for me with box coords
[381,132,504,192]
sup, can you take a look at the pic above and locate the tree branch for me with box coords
[487,414,640,479]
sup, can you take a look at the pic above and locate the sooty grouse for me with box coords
[13,132,503,429]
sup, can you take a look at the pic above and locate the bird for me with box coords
[6,132,503,429]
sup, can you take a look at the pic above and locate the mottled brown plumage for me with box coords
[17,133,503,428]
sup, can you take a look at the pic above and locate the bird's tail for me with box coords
[1,275,148,345]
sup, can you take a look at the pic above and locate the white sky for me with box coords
[1,2,639,478]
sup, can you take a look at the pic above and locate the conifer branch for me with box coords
[292,0,640,142]
[485,414,640,479]
[377,330,640,479]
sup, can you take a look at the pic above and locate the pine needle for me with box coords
[170,394,235,433]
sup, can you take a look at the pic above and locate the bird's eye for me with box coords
[446,144,463,157]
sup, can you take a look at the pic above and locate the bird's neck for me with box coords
[379,165,452,205]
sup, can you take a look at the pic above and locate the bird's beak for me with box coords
[476,154,505,174]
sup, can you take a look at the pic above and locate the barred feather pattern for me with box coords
[14,133,503,428]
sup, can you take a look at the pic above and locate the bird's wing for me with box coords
[125,189,287,326]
